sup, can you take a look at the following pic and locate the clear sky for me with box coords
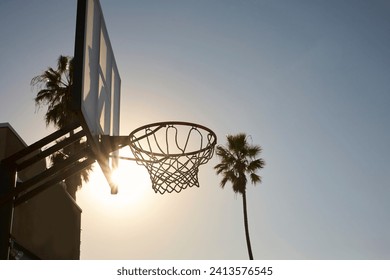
[1,0,389,259]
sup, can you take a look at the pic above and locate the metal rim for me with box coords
[128,121,217,158]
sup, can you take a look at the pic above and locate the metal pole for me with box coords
[0,162,16,259]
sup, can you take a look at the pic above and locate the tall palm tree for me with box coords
[214,133,265,260]
[31,55,91,199]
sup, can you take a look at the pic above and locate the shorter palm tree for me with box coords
[31,55,77,128]
[31,55,91,199]
[214,133,265,260]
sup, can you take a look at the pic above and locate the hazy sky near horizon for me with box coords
[0,0,389,259]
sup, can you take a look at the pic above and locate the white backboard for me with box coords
[73,0,121,192]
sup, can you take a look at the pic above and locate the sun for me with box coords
[79,155,152,213]
[109,162,150,204]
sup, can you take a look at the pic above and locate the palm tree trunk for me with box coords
[242,190,254,260]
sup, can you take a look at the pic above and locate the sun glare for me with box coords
[111,163,149,203]
[110,167,126,187]
[82,158,151,213]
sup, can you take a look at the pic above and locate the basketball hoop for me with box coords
[128,121,217,194]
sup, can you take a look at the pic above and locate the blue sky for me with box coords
[0,0,389,259]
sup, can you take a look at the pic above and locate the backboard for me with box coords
[72,0,121,193]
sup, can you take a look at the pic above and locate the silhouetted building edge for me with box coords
[0,123,82,259]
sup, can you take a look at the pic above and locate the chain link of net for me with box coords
[129,122,216,194]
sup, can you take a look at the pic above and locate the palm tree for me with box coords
[214,133,265,260]
[31,55,77,127]
[31,55,91,199]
